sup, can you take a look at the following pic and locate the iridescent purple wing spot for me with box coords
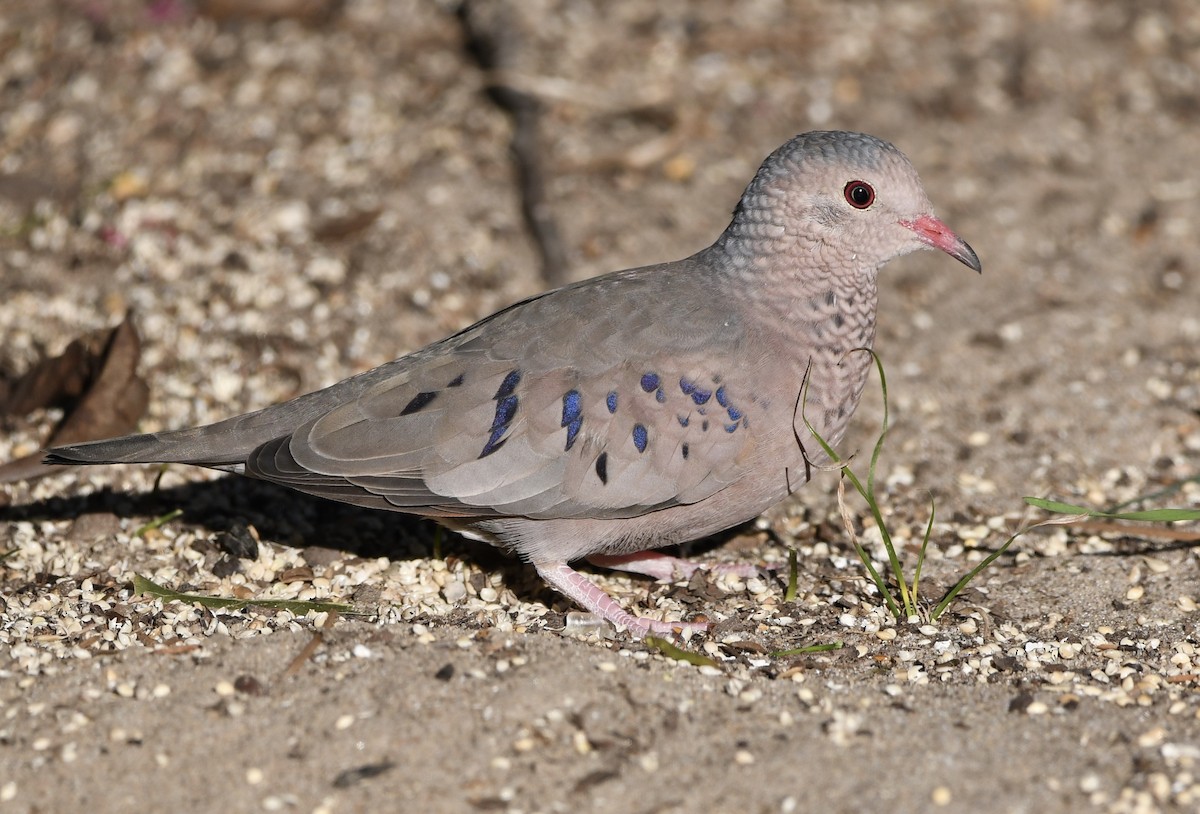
[561,390,583,451]
[632,424,648,453]
[679,378,712,405]
[479,370,522,458]
[400,390,438,416]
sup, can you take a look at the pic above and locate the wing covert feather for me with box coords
[247,265,779,521]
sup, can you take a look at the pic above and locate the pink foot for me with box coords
[587,550,766,581]
[534,560,708,638]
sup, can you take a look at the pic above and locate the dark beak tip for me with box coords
[959,243,983,274]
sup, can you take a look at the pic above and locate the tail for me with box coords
[45,343,424,471]
[45,424,254,470]
[43,375,371,470]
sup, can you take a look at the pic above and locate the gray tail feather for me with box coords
[44,425,254,469]
[44,351,414,470]
[43,392,330,469]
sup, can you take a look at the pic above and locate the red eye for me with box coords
[844,180,875,209]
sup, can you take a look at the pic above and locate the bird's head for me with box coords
[726,131,981,275]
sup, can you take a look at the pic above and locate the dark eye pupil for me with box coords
[844,180,875,209]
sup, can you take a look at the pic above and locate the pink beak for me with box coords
[900,214,982,273]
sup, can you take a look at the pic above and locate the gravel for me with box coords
[2,1,1200,812]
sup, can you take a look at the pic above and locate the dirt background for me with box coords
[2,1,1199,812]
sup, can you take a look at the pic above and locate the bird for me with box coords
[46,131,981,637]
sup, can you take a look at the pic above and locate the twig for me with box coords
[458,0,569,287]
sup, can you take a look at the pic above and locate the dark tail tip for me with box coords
[43,450,78,466]
[43,433,163,466]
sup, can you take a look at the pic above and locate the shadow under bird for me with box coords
[47,131,981,637]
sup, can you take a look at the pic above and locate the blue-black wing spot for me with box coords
[400,390,438,416]
[679,378,712,405]
[494,394,518,426]
[632,424,648,453]
[640,372,660,392]
[606,391,618,414]
[480,426,509,458]
[715,386,728,408]
[480,370,522,458]
[681,443,689,460]
[561,390,583,451]
[727,406,742,421]
[677,415,689,427]
[447,374,465,387]
[655,388,665,403]
[496,369,521,398]
[595,452,608,484]
[724,423,738,433]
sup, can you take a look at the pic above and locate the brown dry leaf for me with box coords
[0,313,149,482]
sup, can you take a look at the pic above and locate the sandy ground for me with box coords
[2,1,1199,812]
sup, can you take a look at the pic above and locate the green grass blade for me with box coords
[133,574,357,614]
[1103,473,1200,513]
[842,463,912,616]
[910,495,936,606]
[784,548,798,603]
[1022,497,1092,514]
[929,533,1016,621]
[855,351,912,615]
[864,350,889,499]
[1106,508,1200,521]
[132,509,183,537]
[836,476,901,618]
[1024,497,1200,522]
[644,635,719,667]
[929,514,1079,620]
[800,356,908,618]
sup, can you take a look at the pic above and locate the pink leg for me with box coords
[587,551,766,581]
[535,560,708,638]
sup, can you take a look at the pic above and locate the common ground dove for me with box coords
[47,131,980,637]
